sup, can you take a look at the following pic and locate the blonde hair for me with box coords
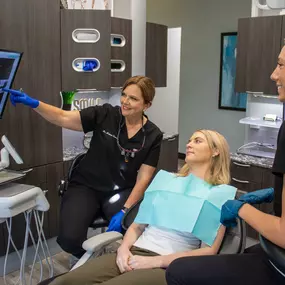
[178,129,230,185]
[122,76,155,104]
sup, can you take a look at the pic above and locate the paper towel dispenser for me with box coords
[255,0,285,9]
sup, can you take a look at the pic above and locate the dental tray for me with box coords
[0,169,26,186]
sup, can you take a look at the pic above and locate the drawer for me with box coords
[262,168,275,188]
[231,161,263,183]
[230,179,262,192]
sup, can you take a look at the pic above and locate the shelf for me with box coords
[239,117,282,129]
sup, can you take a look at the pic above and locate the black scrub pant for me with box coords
[166,245,284,285]
[57,183,132,258]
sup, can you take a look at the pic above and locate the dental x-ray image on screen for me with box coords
[0,49,22,119]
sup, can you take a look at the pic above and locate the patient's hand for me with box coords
[116,245,133,273]
[128,255,161,270]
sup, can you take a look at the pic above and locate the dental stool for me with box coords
[58,153,109,230]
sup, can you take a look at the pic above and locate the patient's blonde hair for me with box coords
[178,129,230,185]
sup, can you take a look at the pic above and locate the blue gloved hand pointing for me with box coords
[3,88,39,108]
[106,210,125,233]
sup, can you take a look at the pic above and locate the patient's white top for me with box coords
[134,225,201,255]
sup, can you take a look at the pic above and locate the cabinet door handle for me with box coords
[22,168,33,174]
[232,177,249,184]
[76,88,97,93]
[233,162,250,168]
[246,91,264,95]
[167,137,176,142]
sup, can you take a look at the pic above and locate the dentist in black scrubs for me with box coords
[4,75,163,259]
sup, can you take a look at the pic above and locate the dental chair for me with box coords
[259,234,285,277]
[58,153,109,230]
[38,197,247,285]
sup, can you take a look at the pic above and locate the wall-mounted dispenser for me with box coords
[72,58,100,72]
[111,34,126,47]
[237,93,283,159]
[111,59,126,72]
[254,0,285,10]
[72,28,100,43]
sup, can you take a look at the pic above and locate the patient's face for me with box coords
[185,132,212,165]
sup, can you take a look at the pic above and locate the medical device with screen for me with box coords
[0,49,22,119]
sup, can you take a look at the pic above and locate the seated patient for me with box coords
[51,129,235,285]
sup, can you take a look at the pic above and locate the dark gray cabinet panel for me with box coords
[230,161,275,239]
[111,17,132,87]
[156,135,179,174]
[230,161,263,185]
[0,0,62,169]
[235,16,282,95]
[61,10,111,91]
[47,162,64,238]
[0,225,5,256]
[146,22,167,87]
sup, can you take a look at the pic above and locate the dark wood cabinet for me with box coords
[0,0,63,169]
[230,160,274,239]
[0,224,6,256]
[46,162,64,238]
[235,16,283,95]
[63,160,73,178]
[156,135,179,174]
[230,161,263,192]
[111,18,132,87]
[61,10,111,91]
[146,22,168,87]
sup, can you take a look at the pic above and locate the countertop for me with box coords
[63,133,179,161]
[63,146,87,161]
[64,148,274,169]
[230,153,273,169]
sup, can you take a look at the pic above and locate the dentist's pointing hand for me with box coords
[3,88,39,108]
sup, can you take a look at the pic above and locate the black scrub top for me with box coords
[272,120,285,217]
[71,103,163,192]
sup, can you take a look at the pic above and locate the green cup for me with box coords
[60,91,76,111]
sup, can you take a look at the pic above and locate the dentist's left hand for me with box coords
[106,210,125,232]
[3,88,39,108]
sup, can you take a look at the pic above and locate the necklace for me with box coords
[117,115,146,163]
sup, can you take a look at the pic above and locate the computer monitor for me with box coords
[0,49,22,119]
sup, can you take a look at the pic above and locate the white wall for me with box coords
[113,0,146,76]
[131,0,146,76]
[147,0,252,153]
[146,28,181,135]
[113,0,132,19]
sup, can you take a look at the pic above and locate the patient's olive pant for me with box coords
[50,247,167,285]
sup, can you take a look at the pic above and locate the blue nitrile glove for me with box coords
[106,210,125,232]
[220,200,245,228]
[83,60,98,71]
[3,88,39,108]
[239,188,274,205]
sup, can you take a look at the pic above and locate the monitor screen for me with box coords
[0,49,22,119]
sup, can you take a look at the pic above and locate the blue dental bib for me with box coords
[135,170,237,245]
